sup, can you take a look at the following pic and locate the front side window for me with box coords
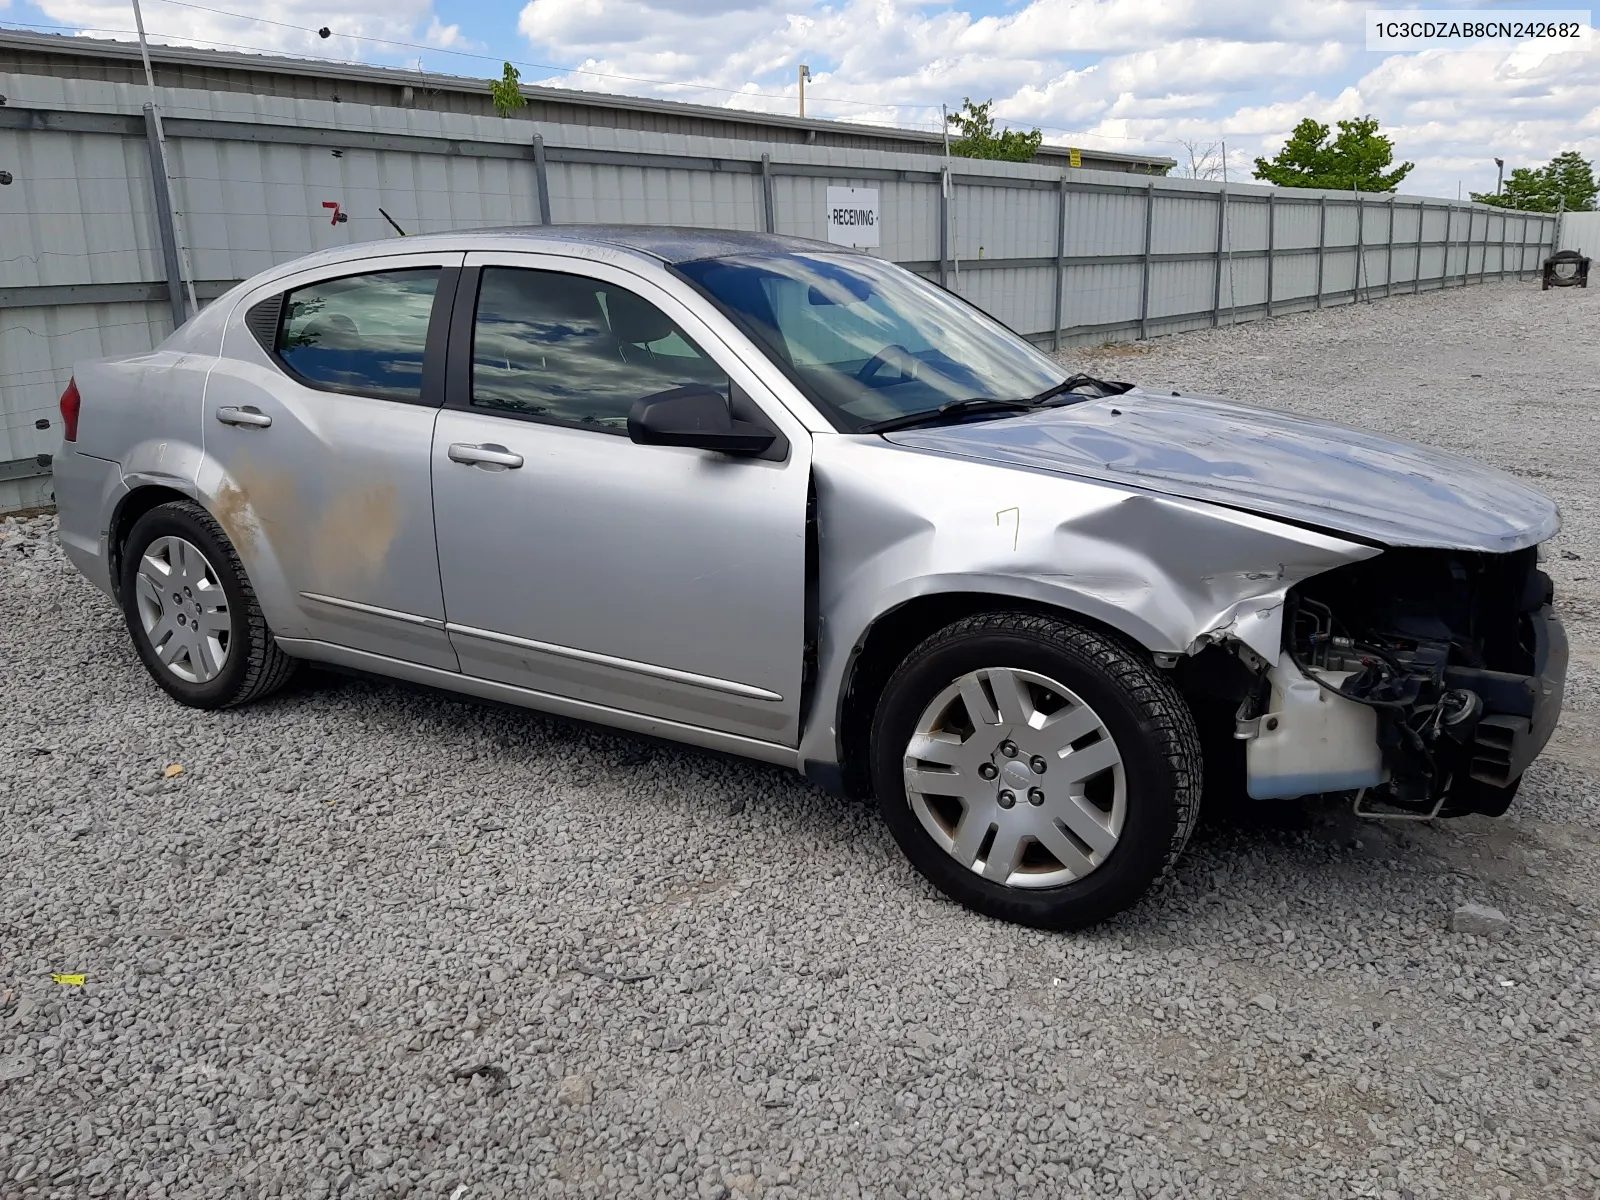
[675,253,1066,432]
[277,269,440,401]
[470,267,728,432]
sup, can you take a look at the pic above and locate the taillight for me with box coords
[60,378,81,442]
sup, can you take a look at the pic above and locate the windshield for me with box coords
[674,252,1068,432]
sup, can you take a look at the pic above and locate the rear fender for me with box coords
[70,351,211,467]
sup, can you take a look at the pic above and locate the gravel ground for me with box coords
[3,277,1599,1200]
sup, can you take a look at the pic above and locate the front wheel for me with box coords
[118,499,298,709]
[870,612,1201,930]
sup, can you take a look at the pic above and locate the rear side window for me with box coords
[469,267,727,432]
[276,269,440,402]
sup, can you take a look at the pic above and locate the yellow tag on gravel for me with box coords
[52,973,86,986]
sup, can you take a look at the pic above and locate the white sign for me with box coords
[826,187,880,248]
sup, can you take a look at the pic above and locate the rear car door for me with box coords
[429,252,812,749]
[200,252,462,670]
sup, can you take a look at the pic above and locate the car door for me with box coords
[429,252,812,749]
[201,252,462,670]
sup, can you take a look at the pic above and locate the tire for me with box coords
[869,612,1201,930]
[118,499,298,709]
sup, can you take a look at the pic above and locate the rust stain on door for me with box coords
[309,482,401,590]
[212,460,400,593]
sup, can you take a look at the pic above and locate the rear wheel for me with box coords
[870,612,1201,929]
[119,499,297,708]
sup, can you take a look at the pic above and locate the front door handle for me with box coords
[447,443,523,469]
[216,405,272,428]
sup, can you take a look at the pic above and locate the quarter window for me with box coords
[470,267,726,431]
[277,269,440,402]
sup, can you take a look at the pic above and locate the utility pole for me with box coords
[130,0,198,319]
[1494,157,1504,195]
[798,64,811,119]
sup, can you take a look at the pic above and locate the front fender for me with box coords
[799,436,1379,774]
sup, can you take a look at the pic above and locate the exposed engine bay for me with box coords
[1197,547,1567,818]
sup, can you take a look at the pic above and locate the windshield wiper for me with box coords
[858,374,1135,435]
[857,397,1044,434]
[1027,373,1134,404]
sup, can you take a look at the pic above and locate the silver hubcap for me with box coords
[134,536,231,684]
[903,667,1126,889]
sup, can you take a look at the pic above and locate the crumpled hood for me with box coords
[883,389,1559,552]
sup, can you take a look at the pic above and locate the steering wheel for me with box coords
[856,344,920,386]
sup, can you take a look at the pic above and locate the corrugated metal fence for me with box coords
[1557,210,1600,255]
[0,72,1560,512]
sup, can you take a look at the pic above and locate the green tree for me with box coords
[489,62,525,118]
[1253,115,1414,192]
[1472,151,1596,212]
[945,98,1043,163]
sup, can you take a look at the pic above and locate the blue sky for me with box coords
[5,0,1596,197]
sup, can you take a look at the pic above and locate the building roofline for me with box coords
[0,27,1176,170]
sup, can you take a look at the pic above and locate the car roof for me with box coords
[464,224,844,264]
[240,225,859,295]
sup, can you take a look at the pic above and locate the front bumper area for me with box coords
[1460,603,1567,788]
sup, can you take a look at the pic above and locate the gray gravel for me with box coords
[4,277,1600,1200]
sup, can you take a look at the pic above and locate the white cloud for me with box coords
[424,15,470,51]
[513,0,1600,197]
[32,0,448,63]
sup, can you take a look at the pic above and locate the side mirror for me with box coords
[628,386,776,455]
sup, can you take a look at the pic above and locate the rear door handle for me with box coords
[216,406,272,428]
[447,443,523,469]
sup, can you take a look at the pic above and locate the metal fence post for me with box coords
[142,103,187,329]
[1265,190,1275,318]
[1443,206,1456,287]
[938,167,950,288]
[1498,213,1507,278]
[1212,186,1228,326]
[760,154,776,234]
[1137,180,1154,339]
[531,132,552,225]
[1315,193,1326,309]
[1414,202,1424,294]
[1052,174,1067,351]
[1354,192,1365,302]
[1477,207,1488,284]
[1385,196,1395,298]
[1461,207,1473,288]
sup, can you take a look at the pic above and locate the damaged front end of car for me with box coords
[1222,546,1568,819]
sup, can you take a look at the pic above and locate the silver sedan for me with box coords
[53,226,1566,928]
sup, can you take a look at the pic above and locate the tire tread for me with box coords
[133,499,297,707]
[873,610,1203,927]
[909,612,1202,879]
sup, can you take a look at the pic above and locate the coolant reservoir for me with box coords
[1245,653,1387,799]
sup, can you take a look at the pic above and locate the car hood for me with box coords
[882,389,1559,552]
